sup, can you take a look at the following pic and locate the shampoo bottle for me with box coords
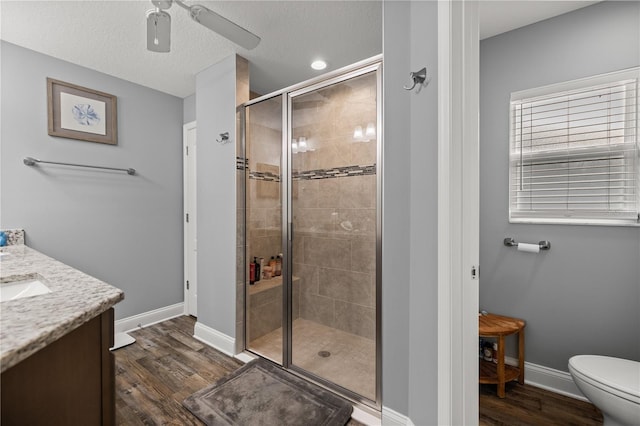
[275,254,282,276]
[254,257,261,283]
[249,261,255,285]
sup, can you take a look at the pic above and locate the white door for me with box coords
[184,121,198,316]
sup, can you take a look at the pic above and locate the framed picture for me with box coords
[47,78,117,145]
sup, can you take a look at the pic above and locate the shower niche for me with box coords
[240,59,381,407]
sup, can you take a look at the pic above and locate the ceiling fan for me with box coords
[146,0,261,53]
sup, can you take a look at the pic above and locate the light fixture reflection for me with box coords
[365,123,376,138]
[298,136,307,152]
[353,126,363,140]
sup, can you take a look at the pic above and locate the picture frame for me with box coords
[47,77,117,145]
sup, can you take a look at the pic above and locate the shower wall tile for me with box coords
[319,268,373,307]
[334,301,375,340]
[300,291,335,329]
[303,236,351,270]
[294,208,336,233]
[293,180,319,208]
[351,239,376,274]
[317,179,340,208]
[350,141,377,166]
[265,208,282,229]
[293,263,319,295]
[339,175,374,209]
[248,235,282,265]
[336,209,376,236]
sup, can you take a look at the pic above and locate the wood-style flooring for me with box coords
[114,315,363,425]
[114,315,602,426]
[480,382,603,426]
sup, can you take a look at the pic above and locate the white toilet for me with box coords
[568,355,640,426]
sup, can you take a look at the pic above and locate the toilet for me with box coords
[568,355,640,426]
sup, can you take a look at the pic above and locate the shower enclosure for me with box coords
[241,58,381,407]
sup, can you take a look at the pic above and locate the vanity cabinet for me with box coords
[1,308,115,425]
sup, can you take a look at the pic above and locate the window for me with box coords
[509,68,639,226]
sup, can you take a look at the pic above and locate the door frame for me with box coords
[183,120,198,317]
[284,61,383,410]
[241,56,383,411]
[437,1,480,425]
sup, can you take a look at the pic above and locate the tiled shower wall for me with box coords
[244,97,285,343]
[292,72,377,340]
[246,97,283,268]
[242,71,378,342]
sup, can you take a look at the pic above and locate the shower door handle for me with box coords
[288,222,294,241]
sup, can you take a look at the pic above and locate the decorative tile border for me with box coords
[237,157,377,182]
[250,171,281,182]
[294,164,376,180]
[236,157,248,170]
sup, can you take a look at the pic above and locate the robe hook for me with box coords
[404,67,428,93]
[216,132,230,144]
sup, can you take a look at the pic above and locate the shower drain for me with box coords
[317,350,331,358]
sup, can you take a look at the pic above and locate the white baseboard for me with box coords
[504,356,587,402]
[352,406,382,426]
[234,351,257,364]
[115,302,185,334]
[193,321,236,357]
[381,406,414,426]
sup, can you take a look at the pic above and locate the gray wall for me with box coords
[195,55,238,336]
[480,1,640,372]
[382,2,439,422]
[0,41,185,320]
[406,1,439,424]
[382,1,412,415]
[183,94,196,124]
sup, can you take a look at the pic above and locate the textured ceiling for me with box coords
[0,0,382,98]
[0,0,598,99]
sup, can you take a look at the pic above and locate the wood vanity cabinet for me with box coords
[1,308,115,425]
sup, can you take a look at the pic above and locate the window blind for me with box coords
[509,70,639,225]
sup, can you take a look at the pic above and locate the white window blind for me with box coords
[509,68,640,226]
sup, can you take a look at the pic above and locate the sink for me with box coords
[0,279,51,302]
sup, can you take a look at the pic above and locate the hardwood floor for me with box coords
[480,382,603,426]
[114,315,363,425]
[114,315,243,425]
[114,315,602,426]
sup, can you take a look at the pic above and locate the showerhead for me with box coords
[145,0,260,53]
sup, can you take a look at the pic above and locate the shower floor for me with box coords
[249,318,376,400]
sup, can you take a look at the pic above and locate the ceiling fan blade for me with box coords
[147,10,171,52]
[189,5,260,50]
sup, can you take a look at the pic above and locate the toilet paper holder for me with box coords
[504,237,551,250]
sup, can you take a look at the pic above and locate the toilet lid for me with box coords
[569,355,640,399]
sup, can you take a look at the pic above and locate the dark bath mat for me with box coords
[183,358,353,426]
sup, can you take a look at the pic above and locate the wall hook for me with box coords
[404,67,429,93]
[216,132,230,144]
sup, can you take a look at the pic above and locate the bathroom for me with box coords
[1,1,638,425]
[478,1,639,423]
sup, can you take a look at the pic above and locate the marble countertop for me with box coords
[0,245,124,372]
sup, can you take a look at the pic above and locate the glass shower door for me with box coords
[289,69,379,401]
[244,95,284,364]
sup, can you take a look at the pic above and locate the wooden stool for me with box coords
[479,313,526,398]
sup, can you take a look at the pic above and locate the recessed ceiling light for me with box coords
[311,60,327,70]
